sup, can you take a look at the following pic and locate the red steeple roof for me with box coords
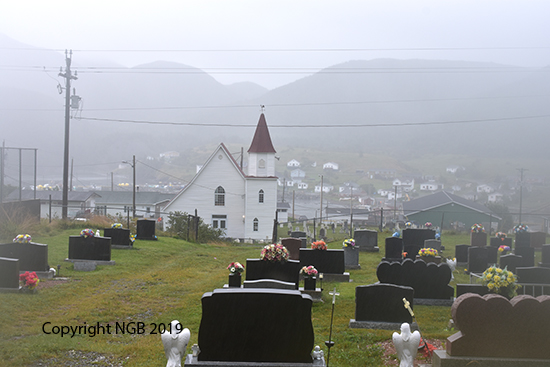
[247,113,276,153]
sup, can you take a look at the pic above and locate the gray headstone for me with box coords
[455,244,470,263]
[344,246,359,268]
[0,242,49,272]
[468,247,488,273]
[424,239,442,252]
[384,237,403,261]
[354,229,378,251]
[354,283,414,323]
[499,254,523,273]
[515,247,535,267]
[0,257,20,289]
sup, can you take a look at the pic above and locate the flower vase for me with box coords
[304,277,316,291]
[228,273,241,288]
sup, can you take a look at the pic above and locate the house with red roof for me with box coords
[161,114,278,241]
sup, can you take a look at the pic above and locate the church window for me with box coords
[259,159,266,169]
[212,215,227,229]
[215,186,225,206]
[259,189,264,203]
[253,218,259,231]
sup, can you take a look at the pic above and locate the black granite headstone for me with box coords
[540,244,550,267]
[136,219,157,240]
[0,242,49,272]
[470,232,487,247]
[499,254,523,273]
[490,237,512,248]
[245,259,300,288]
[424,239,442,252]
[68,236,111,261]
[354,229,378,251]
[299,249,345,274]
[515,232,531,248]
[454,244,470,264]
[376,259,454,300]
[403,244,421,260]
[455,284,489,298]
[280,238,302,260]
[516,267,550,284]
[103,228,131,246]
[290,231,306,239]
[529,232,547,249]
[0,257,20,289]
[355,284,414,323]
[403,228,435,247]
[384,237,403,261]
[468,247,488,273]
[487,246,498,265]
[514,247,535,267]
[197,288,314,363]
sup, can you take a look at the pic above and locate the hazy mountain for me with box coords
[1,34,549,185]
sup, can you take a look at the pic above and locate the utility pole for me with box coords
[518,168,526,224]
[59,50,77,219]
[319,175,324,227]
[0,141,4,203]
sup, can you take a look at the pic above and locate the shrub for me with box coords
[167,211,225,243]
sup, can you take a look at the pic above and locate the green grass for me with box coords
[0,228,512,366]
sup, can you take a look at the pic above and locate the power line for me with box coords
[75,114,550,128]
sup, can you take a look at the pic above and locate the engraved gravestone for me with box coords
[280,238,302,260]
[515,247,535,267]
[540,244,550,267]
[384,237,403,262]
[0,242,49,272]
[499,253,523,273]
[245,258,300,289]
[467,247,488,273]
[0,257,20,289]
[353,284,414,325]
[455,244,470,264]
[354,229,379,252]
[136,219,157,240]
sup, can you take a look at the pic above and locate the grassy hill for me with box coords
[0,222,501,366]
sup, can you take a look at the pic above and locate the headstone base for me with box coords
[299,287,323,303]
[345,264,361,270]
[320,272,350,282]
[111,244,134,249]
[359,246,379,253]
[433,349,550,367]
[414,298,454,306]
[0,286,21,293]
[65,259,115,271]
[21,269,55,279]
[348,319,418,331]
[184,355,325,367]
[539,262,550,268]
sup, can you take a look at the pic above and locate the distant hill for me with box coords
[1,34,549,184]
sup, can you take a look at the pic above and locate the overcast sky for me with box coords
[1,0,550,89]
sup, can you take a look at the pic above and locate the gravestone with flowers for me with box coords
[136,219,157,240]
[514,224,530,248]
[299,241,349,282]
[245,244,300,289]
[470,224,487,247]
[66,229,114,270]
[343,238,360,269]
[490,232,512,248]
[103,223,132,248]
[0,234,53,278]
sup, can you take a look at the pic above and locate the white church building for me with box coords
[161,113,278,242]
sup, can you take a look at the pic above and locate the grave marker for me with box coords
[0,257,20,290]
[515,247,535,267]
[136,219,157,240]
[499,254,523,273]
[245,258,300,289]
[281,238,302,260]
[354,229,379,252]
[383,237,403,262]
[539,244,550,268]
[455,244,470,264]
[467,247,488,274]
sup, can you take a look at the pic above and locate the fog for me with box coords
[1,1,550,209]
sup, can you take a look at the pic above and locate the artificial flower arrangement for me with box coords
[300,265,318,278]
[260,244,289,262]
[480,265,520,298]
[405,222,412,228]
[80,229,95,238]
[13,234,32,243]
[20,271,39,290]
[498,245,510,253]
[471,223,485,233]
[418,248,438,257]
[111,223,123,229]
[130,234,136,244]
[513,224,528,233]
[342,238,356,248]
[311,241,327,250]
[425,222,432,228]
[227,262,245,274]
[495,232,507,240]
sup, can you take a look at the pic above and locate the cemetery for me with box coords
[1,222,549,367]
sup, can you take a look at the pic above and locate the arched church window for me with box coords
[253,218,259,231]
[215,186,225,206]
[259,189,264,203]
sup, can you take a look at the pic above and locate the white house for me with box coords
[315,185,334,193]
[392,178,415,193]
[290,169,306,180]
[5,191,100,219]
[297,182,308,190]
[287,159,300,168]
[420,182,444,191]
[477,184,495,194]
[446,165,464,174]
[323,162,339,170]
[488,192,504,203]
[161,114,278,241]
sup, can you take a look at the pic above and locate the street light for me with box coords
[122,155,136,218]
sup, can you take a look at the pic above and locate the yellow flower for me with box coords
[486,273,493,279]
[487,283,495,289]
[496,268,503,273]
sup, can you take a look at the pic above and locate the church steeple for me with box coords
[247,113,276,177]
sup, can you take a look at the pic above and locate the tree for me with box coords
[167,211,225,243]
[486,203,514,232]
